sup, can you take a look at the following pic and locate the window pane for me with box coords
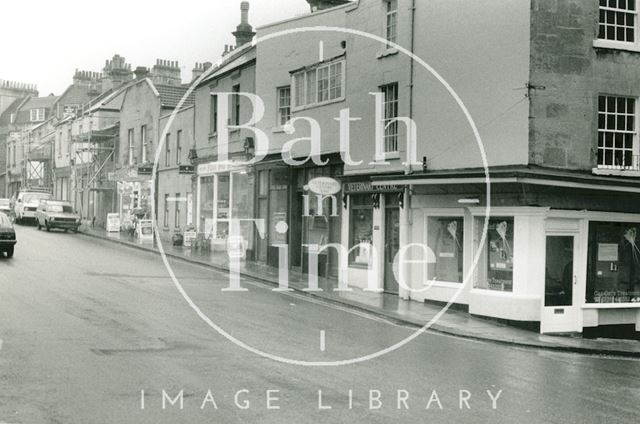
[349,195,373,265]
[587,222,640,303]
[474,218,514,292]
[427,217,464,283]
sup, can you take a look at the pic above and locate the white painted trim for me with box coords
[518,177,640,194]
[469,289,538,300]
[548,209,640,222]
[582,303,640,309]
[467,206,549,217]
[593,39,640,53]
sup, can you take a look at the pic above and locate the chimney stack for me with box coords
[232,1,255,47]
[151,59,182,86]
[191,62,212,81]
[134,66,150,80]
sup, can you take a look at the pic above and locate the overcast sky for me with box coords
[0,0,309,96]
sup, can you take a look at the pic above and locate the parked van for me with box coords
[14,189,52,224]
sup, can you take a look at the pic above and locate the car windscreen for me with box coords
[47,205,73,213]
[23,193,50,203]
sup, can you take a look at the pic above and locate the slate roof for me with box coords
[155,84,195,108]
[21,95,58,110]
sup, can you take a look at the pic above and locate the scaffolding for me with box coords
[71,121,119,222]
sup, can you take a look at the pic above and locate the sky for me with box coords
[0,0,310,96]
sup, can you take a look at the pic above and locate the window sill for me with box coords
[348,262,370,270]
[470,288,516,296]
[271,126,286,134]
[377,48,399,59]
[427,280,463,289]
[383,152,400,160]
[582,303,640,309]
[592,39,640,53]
[291,96,346,113]
[592,167,640,177]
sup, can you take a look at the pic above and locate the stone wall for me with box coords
[529,0,640,170]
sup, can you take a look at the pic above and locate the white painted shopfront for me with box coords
[398,199,640,335]
[195,160,254,252]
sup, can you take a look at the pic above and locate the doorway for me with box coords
[541,232,582,333]
[383,195,400,294]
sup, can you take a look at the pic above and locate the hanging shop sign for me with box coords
[137,166,153,176]
[308,177,341,196]
[106,213,121,233]
[179,165,195,175]
[344,181,403,194]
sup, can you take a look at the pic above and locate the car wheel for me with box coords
[15,216,21,225]
[45,221,50,232]
[6,246,14,258]
[37,221,41,230]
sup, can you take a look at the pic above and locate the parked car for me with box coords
[0,198,11,217]
[0,212,16,258]
[35,200,81,232]
[14,190,52,224]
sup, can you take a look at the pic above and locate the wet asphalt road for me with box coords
[0,225,639,424]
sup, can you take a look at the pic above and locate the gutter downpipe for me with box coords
[399,0,417,300]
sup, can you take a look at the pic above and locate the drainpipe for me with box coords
[398,0,417,301]
[405,0,416,176]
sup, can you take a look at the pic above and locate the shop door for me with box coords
[384,200,400,294]
[541,234,581,333]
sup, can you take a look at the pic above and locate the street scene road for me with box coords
[0,225,639,424]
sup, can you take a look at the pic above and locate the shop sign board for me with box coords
[183,230,197,247]
[197,161,241,175]
[137,219,154,241]
[308,177,341,196]
[106,213,120,232]
[344,181,403,194]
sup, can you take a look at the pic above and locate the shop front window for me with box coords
[216,174,230,239]
[349,194,374,266]
[427,217,464,283]
[231,171,254,248]
[269,169,289,246]
[199,176,214,237]
[587,221,640,303]
[474,217,514,292]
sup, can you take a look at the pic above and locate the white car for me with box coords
[14,191,52,224]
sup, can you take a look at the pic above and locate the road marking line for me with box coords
[320,330,325,352]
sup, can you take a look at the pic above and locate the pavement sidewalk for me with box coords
[78,225,640,358]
